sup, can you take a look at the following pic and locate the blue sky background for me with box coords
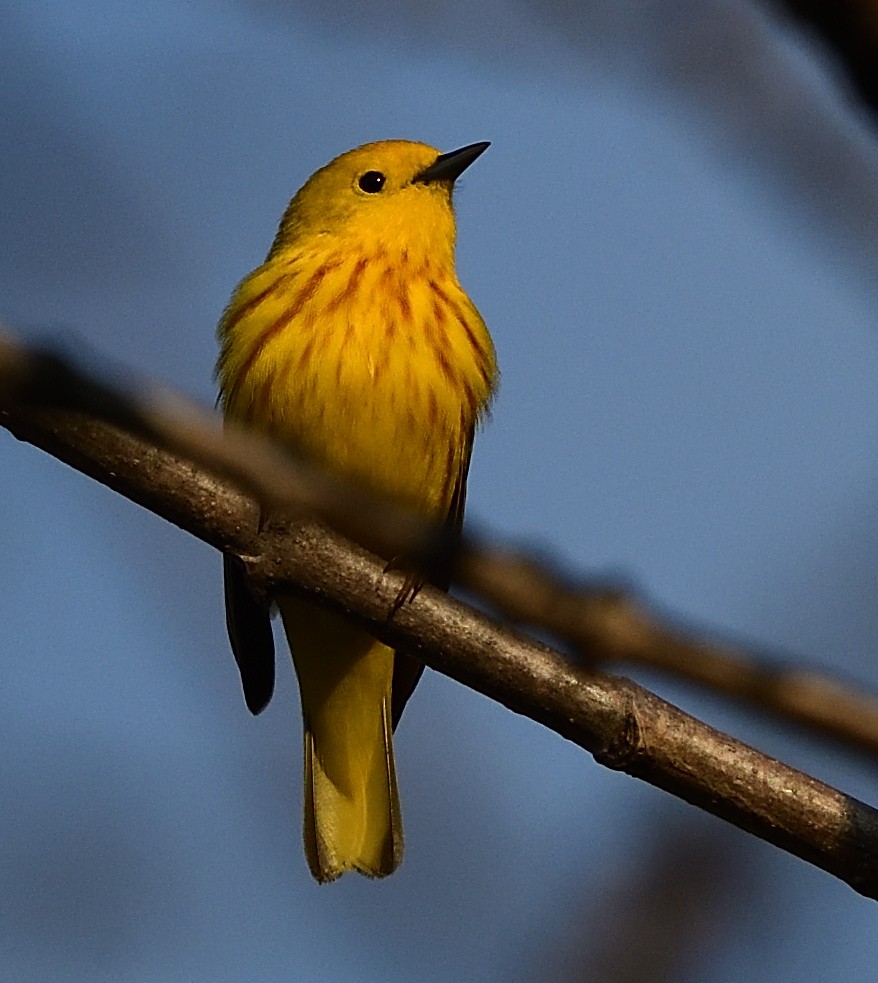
[3,1,878,980]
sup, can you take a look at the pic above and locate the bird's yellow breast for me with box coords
[217,238,496,517]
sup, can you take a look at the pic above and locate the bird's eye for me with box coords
[358,171,386,194]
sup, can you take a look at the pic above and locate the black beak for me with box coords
[413,141,490,184]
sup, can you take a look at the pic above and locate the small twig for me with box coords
[462,545,878,755]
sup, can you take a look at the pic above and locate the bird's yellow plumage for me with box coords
[216,139,496,882]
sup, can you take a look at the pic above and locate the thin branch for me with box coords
[0,332,438,564]
[3,334,878,898]
[4,332,878,756]
[465,547,878,755]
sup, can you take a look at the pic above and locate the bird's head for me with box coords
[269,140,489,261]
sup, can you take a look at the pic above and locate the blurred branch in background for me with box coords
[3,332,878,898]
[532,817,754,983]
[4,332,878,755]
[772,0,878,113]
[472,549,878,756]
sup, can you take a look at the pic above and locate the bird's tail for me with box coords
[279,598,403,883]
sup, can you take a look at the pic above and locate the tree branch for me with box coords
[6,335,877,754]
[3,332,878,898]
[466,547,878,756]
[771,0,878,114]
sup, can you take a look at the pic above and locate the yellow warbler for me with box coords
[216,140,497,883]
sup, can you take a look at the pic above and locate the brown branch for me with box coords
[3,334,878,898]
[0,333,441,565]
[465,547,878,755]
[5,333,878,757]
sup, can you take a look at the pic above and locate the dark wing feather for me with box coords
[390,430,474,729]
[223,553,275,715]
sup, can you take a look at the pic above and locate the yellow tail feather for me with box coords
[280,598,403,883]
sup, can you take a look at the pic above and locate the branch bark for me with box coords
[467,548,878,756]
[3,334,878,898]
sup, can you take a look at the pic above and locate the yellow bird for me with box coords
[216,140,497,882]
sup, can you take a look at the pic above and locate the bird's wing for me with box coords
[224,553,276,715]
[390,428,474,730]
[223,429,473,726]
